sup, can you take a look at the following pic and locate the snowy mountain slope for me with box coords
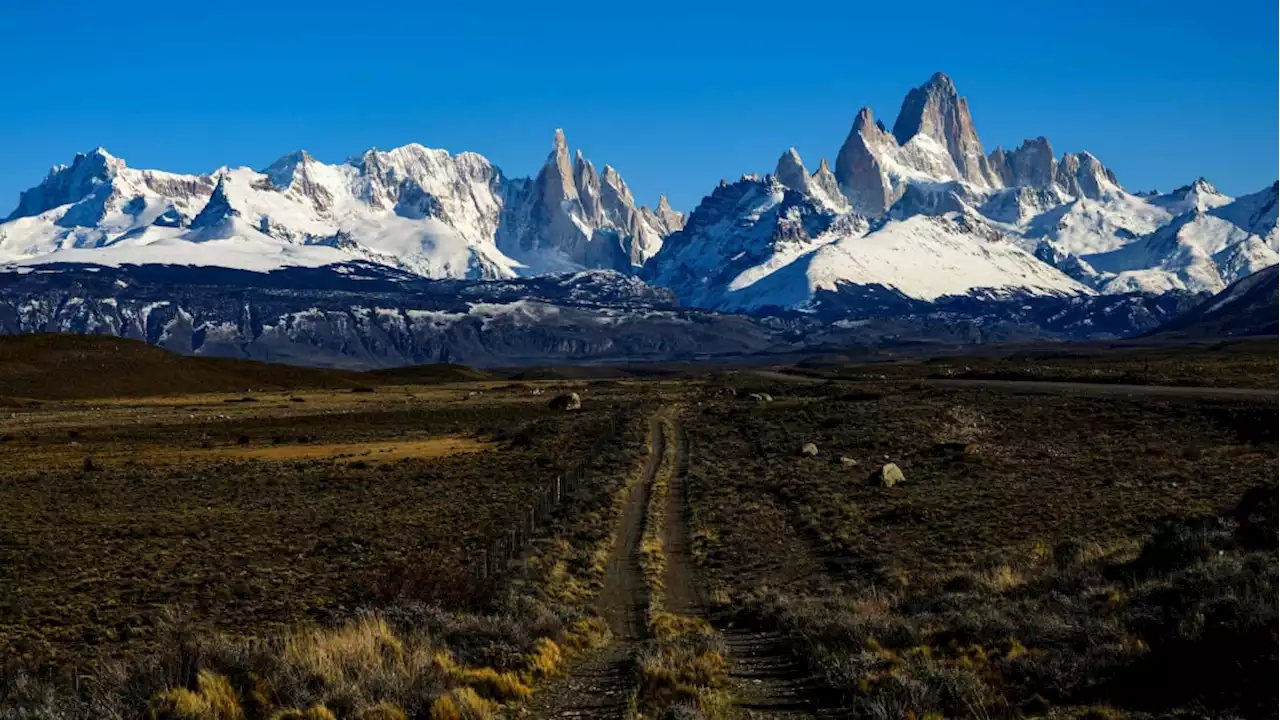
[642,168,1088,312]
[1210,182,1278,250]
[1144,265,1278,338]
[0,131,683,279]
[1081,209,1278,294]
[0,262,1201,369]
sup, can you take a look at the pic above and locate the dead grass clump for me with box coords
[636,614,731,719]
[433,651,531,702]
[149,670,244,720]
[427,687,496,720]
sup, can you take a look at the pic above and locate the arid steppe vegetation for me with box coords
[0,335,1275,719]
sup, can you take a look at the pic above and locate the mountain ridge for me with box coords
[1,131,683,281]
[1,72,1276,333]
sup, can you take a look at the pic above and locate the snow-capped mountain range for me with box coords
[643,73,1277,313]
[0,129,683,279]
[1,72,1275,325]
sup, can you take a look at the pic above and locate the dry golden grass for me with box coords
[433,651,531,702]
[149,670,244,720]
[219,436,493,463]
[352,704,408,720]
[282,618,431,691]
[4,434,494,471]
[428,687,495,720]
[636,613,732,720]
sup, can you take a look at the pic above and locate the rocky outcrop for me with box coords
[189,175,239,229]
[1055,151,1120,200]
[811,158,845,210]
[989,137,1057,189]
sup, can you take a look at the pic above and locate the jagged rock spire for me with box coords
[892,72,1001,188]
[834,107,894,215]
[774,147,809,194]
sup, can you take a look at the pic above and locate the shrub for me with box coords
[1130,518,1219,576]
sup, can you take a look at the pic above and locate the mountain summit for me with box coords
[892,72,1001,187]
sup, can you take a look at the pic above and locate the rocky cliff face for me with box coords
[834,108,896,215]
[989,137,1056,189]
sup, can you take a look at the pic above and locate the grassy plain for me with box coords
[0,334,1275,719]
[683,371,1277,717]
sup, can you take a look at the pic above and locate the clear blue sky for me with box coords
[2,0,1276,214]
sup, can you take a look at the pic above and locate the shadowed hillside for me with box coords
[369,362,498,383]
[0,334,483,399]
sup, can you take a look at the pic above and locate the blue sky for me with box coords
[2,0,1276,214]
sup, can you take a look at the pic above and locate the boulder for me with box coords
[872,462,904,488]
[747,392,773,403]
[549,392,582,411]
[839,456,860,467]
[800,442,819,457]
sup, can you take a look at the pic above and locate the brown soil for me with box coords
[660,419,701,615]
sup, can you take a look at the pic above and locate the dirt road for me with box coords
[519,416,665,719]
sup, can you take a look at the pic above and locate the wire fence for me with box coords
[467,405,629,583]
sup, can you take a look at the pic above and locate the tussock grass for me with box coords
[432,651,530,701]
[267,706,337,720]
